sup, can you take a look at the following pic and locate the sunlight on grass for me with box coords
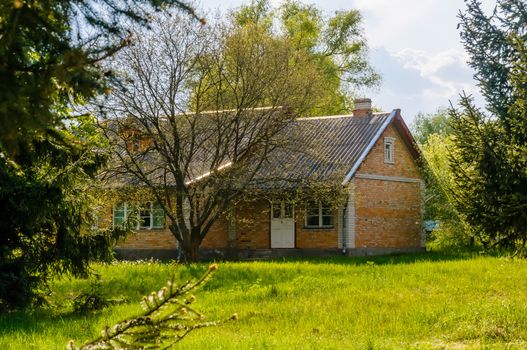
[1,254,526,349]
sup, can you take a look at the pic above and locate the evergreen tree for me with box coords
[449,0,527,254]
[0,0,200,308]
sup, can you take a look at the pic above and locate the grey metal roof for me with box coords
[104,110,399,189]
[253,111,394,188]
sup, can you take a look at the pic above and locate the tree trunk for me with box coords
[178,227,202,263]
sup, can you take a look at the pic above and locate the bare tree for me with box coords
[97,12,324,261]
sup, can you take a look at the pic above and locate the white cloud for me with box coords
[366,46,483,122]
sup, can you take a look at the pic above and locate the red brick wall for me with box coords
[295,208,339,248]
[354,179,421,247]
[116,229,178,250]
[236,200,271,249]
[202,200,341,249]
[354,123,422,248]
[358,124,420,178]
[202,199,270,249]
[201,216,229,249]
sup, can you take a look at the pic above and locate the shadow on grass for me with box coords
[0,307,99,336]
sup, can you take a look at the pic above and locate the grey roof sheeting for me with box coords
[106,109,407,189]
[254,111,395,188]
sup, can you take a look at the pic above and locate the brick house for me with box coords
[114,98,425,259]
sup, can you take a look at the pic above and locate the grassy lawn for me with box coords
[1,253,527,349]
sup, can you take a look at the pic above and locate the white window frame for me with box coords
[305,202,334,228]
[113,202,164,230]
[384,137,395,164]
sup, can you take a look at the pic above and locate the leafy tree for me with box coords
[411,110,472,250]
[411,109,452,145]
[0,0,201,155]
[0,0,200,308]
[231,0,380,116]
[421,134,474,250]
[449,0,527,255]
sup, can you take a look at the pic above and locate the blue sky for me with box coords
[197,0,495,123]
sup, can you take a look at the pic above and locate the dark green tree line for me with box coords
[449,0,527,255]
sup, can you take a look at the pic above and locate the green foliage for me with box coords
[0,116,129,309]
[0,0,201,308]
[0,0,201,155]
[411,110,472,250]
[2,256,527,349]
[449,0,527,255]
[72,279,111,314]
[68,264,236,350]
[103,7,358,262]
[230,0,380,116]
[422,134,473,250]
[411,109,452,145]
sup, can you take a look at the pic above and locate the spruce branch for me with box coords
[68,263,237,349]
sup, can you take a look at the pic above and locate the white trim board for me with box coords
[354,173,421,183]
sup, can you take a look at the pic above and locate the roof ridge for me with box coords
[296,112,390,121]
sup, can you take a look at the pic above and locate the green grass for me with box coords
[1,253,527,349]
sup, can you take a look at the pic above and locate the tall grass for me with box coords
[1,253,526,349]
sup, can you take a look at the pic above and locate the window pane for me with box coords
[306,206,319,217]
[272,203,281,219]
[152,203,164,228]
[384,139,394,162]
[283,203,294,218]
[322,215,334,227]
[321,207,332,216]
[140,215,151,228]
[113,215,124,226]
[306,202,320,227]
[114,203,126,226]
[139,203,152,229]
[306,215,319,227]
[153,212,164,228]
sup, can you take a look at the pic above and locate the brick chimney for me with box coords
[352,98,372,117]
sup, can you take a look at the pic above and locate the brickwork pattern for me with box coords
[202,200,270,249]
[116,229,178,250]
[358,124,420,179]
[354,124,422,248]
[295,208,339,248]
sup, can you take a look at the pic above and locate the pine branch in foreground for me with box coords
[68,264,237,349]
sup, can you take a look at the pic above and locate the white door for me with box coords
[270,201,295,248]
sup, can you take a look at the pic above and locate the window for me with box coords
[113,202,165,230]
[384,137,395,164]
[113,202,132,227]
[152,202,165,229]
[271,202,294,220]
[305,202,334,228]
[139,203,152,229]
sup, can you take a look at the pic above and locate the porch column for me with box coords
[345,179,356,249]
